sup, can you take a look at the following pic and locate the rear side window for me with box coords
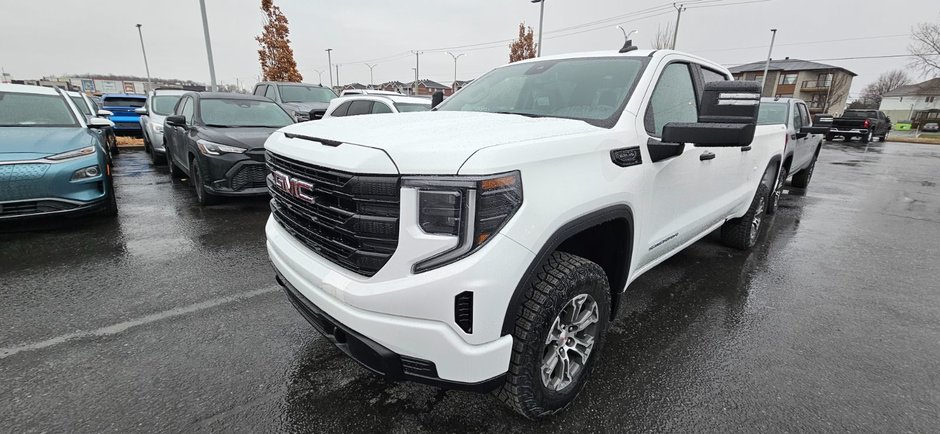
[372,102,393,114]
[330,101,352,117]
[253,85,266,96]
[264,86,277,101]
[0,92,79,127]
[645,63,698,137]
[346,100,373,116]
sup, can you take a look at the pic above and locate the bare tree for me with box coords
[909,20,940,78]
[823,70,853,113]
[509,23,537,63]
[651,22,674,50]
[860,69,911,107]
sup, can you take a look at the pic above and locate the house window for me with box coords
[927,96,936,103]
[779,73,798,85]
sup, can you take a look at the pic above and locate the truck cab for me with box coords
[757,97,826,205]
[263,48,786,418]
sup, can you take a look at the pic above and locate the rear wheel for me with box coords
[824,134,834,142]
[166,147,182,179]
[790,153,817,188]
[720,181,769,250]
[150,141,166,165]
[191,160,220,206]
[860,131,872,143]
[496,251,610,419]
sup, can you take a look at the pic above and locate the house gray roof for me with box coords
[728,58,856,76]
[883,78,940,97]
[409,79,449,89]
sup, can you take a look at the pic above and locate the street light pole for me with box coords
[760,29,778,97]
[135,24,152,93]
[365,63,377,88]
[411,51,422,94]
[198,0,218,91]
[326,49,334,88]
[446,52,465,86]
[411,68,417,95]
[532,0,545,57]
[335,64,340,88]
[671,3,685,50]
[313,69,324,85]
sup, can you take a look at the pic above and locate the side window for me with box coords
[347,100,373,116]
[179,97,194,124]
[264,85,277,101]
[253,85,266,96]
[372,102,393,114]
[330,101,352,117]
[792,103,803,131]
[798,103,811,127]
[701,68,728,83]
[645,63,698,137]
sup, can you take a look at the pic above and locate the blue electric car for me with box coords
[0,84,118,220]
[100,93,147,136]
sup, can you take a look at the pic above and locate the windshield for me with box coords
[0,92,79,127]
[436,57,646,127]
[102,97,146,108]
[70,95,92,116]
[843,110,876,119]
[152,95,182,115]
[394,102,431,113]
[199,98,294,128]
[277,85,335,103]
[757,102,789,125]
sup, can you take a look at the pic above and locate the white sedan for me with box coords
[322,94,431,119]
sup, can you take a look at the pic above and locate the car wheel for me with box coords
[166,148,182,179]
[191,160,220,206]
[767,165,787,215]
[496,251,610,419]
[720,180,770,250]
[150,142,166,165]
[101,172,119,217]
[790,153,817,189]
[108,132,120,155]
[824,134,834,142]
[860,131,872,143]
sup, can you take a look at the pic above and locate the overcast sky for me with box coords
[1,0,937,97]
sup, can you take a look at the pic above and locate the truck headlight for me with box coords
[197,140,246,156]
[404,171,522,273]
[293,111,310,122]
[47,146,96,161]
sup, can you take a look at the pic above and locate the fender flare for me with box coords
[500,204,635,336]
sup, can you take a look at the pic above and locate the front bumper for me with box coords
[198,152,269,197]
[267,215,526,385]
[0,155,111,220]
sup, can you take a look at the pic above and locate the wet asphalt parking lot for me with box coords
[1,140,939,432]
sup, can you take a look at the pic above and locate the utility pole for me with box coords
[313,69,324,85]
[198,0,218,91]
[671,3,685,50]
[760,28,778,97]
[365,63,377,88]
[335,64,340,88]
[411,68,417,95]
[411,51,423,94]
[532,0,546,57]
[446,52,465,86]
[135,24,152,93]
[325,48,334,87]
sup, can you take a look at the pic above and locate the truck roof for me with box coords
[506,49,729,74]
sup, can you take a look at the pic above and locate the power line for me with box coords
[698,33,908,54]
[722,53,923,67]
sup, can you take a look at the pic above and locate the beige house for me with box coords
[729,58,856,115]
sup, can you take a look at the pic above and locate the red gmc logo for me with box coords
[271,170,315,204]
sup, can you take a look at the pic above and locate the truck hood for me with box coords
[282,102,331,114]
[0,127,97,161]
[275,111,601,174]
[200,127,280,150]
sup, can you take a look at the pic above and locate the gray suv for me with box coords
[252,82,336,122]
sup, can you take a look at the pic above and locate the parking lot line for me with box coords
[0,286,279,360]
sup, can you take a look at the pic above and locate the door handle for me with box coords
[700,151,716,161]
[741,145,752,151]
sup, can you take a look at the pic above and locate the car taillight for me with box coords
[863,119,870,128]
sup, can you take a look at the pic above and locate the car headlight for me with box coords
[293,111,310,122]
[197,140,246,156]
[403,171,522,273]
[71,165,101,180]
[46,146,96,161]
[153,122,164,133]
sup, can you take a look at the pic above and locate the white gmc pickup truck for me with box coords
[264,48,788,418]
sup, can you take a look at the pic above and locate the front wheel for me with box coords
[496,251,611,419]
[191,160,220,206]
[767,166,787,215]
[166,147,182,179]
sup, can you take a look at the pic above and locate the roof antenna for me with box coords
[617,26,638,53]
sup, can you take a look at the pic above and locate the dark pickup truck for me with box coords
[829,109,891,143]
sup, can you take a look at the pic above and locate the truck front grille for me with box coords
[266,151,400,277]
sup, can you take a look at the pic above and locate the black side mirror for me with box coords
[431,91,444,109]
[165,115,186,126]
[662,81,761,147]
[310,110,325,121]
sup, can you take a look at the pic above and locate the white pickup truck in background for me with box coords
[264,48,787,418]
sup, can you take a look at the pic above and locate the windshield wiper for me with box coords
[204,124,235,128]
[493,111,543,118]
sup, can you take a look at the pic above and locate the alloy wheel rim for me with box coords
[750,197,765,243]
[540,293,599,391]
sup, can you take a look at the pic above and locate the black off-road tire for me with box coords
[860,131,871,143]
[824,134,834,142]
[767,165,787,215]
[496,251,611,419]
[790,153,817,188]
[191,160,220,206]
[720,181,770,250]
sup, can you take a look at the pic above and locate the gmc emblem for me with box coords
[271,170,315,204]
